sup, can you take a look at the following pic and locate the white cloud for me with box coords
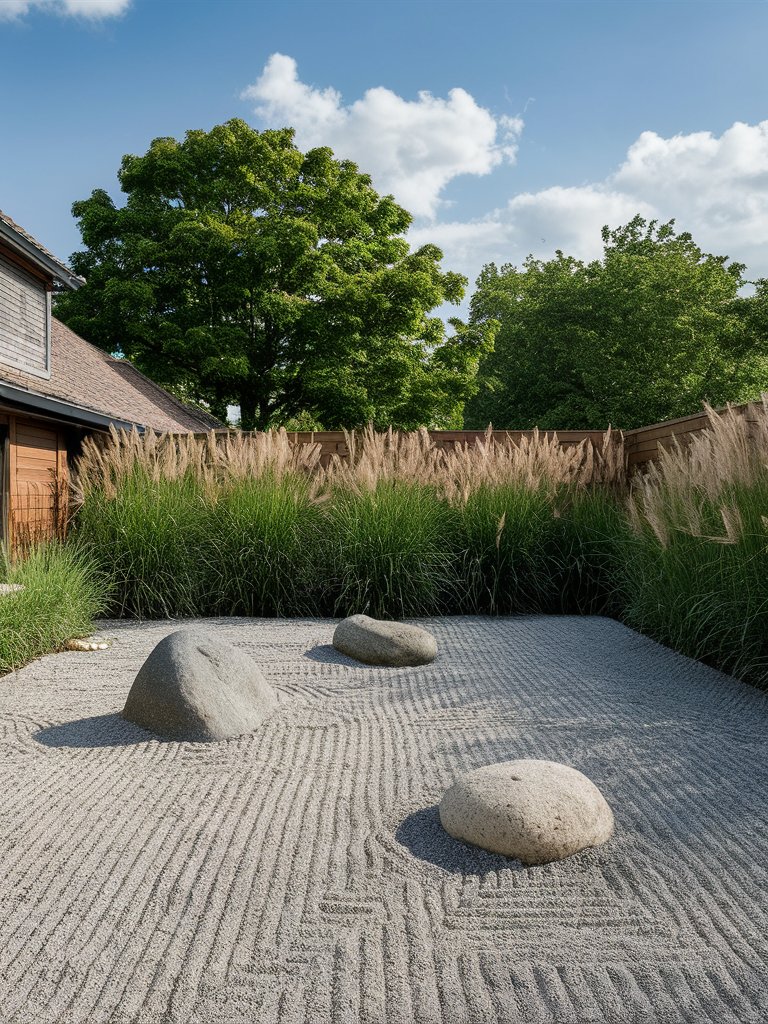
[0,1,29,16]
[0,0,130,19]
[243,58,768,301]
[242,53,522,219]
[612,121,768,254]
[413,120,768,299]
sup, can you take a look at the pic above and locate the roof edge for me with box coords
[0,217,84,291]
[0,381,141,432]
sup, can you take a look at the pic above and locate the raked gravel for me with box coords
[1,615,767,1024]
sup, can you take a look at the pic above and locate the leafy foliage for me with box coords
[55,119,487,429]
[466,216,768,429]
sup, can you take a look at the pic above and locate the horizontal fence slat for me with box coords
[15,424,58,440]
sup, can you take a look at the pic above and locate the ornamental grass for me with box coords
[69,407,768,689]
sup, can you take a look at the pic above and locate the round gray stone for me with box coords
[333,614,437,667]
[439,759,614,865]
[123,629,278,742]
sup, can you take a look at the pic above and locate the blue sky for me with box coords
[1,0,767,310]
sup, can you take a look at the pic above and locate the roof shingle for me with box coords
[0,318,223,433]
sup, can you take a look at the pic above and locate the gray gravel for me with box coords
[1,615,767,1023]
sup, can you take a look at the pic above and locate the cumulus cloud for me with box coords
[0,0,130,19]
[242,57,768,297]
[412,120,768,296]
[242,53,523,219]
[612,121,768,253]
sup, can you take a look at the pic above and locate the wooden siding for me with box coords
[0,413,7,548]
[4,415,67,551]
[0,250,50,378]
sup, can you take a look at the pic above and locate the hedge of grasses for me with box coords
[0,543,108,675]
[620,404,768,684]
[70,424,627,621]
[67,404,768,689]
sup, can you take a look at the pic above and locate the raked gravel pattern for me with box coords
[1,615,767,1024]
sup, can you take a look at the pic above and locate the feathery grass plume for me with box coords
[71,422,625,620]
[325,424,445,492]
[623,399,768,685]
[439,427,624,503]
[74,426,323,494]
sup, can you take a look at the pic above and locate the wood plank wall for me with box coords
[275,412,757,472]
[1,413,68,551]
[0,247,51,378]
[226,428,612,467]
[623,402,764,470]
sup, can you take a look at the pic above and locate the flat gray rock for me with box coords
[0,583,24,596]
[123,629,277,741]
[333,614,437,666]
[439,758,614,865]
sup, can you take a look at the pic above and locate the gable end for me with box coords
[0,249,51,380]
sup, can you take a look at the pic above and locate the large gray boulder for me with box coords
[123,629,278,742]
[333,614,437,667]
[439,759,614,865]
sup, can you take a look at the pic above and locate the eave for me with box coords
[0,381,141,432]
[0,220,84,292]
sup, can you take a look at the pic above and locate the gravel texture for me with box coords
[1,615,767,1023]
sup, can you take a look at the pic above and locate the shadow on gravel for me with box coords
[395,805,521,875]
[34,713,153,749]
[303,644,362,666]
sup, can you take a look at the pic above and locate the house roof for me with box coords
[0,318,223,433]
[0,210,84,291]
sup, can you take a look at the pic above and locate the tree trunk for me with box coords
[239,394,257,432]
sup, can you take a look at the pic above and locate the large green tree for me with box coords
[56,119,485,429]
[466,217,768,430]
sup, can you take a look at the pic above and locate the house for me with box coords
[0,210,221,548]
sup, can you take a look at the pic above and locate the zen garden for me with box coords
[1,9,768,1020]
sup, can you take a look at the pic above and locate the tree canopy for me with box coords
[465,217,768,430]
[55,119,486,429]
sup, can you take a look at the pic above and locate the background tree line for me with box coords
[56,120,768,431]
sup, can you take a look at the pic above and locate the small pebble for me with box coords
[64,639,111,652]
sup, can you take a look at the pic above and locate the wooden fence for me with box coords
[623,400,767,470]
[276,429,611,467]
[200,404,764,473]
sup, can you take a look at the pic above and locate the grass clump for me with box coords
[0,544,108,675]
[201,474,324,617]
[72,430,326,619]
[74,474,208,618]
[621,401,768,685]
[319,480,458,618]
[443,428,626,615]
[456,484,564,614]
